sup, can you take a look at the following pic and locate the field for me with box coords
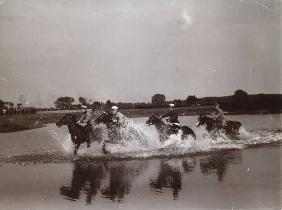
[0,106,216,133]
[0,105,280,133]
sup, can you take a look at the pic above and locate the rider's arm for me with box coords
[211,109,219,118]
[77,114,84,123]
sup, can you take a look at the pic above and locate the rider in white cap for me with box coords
[77,105,91,124]
[161,103,181,134]
[110,105,128,127]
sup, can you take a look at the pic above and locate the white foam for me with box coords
[52,121,282,159]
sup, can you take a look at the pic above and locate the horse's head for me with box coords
[196,114,207,127]
[146,115,162,126]
[56,113,77,127]
[95,112,112,125]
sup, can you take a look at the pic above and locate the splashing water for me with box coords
[51,119,282,160]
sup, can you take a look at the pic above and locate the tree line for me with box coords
[52,89,282,113]
[1,89,281,115]
[0,100,37,115]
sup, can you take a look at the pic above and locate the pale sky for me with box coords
[0,0,280,107]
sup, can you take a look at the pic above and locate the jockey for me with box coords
[110,106,128,128]
[211,103,226,129]
[77,105,92,125]
[161,103,181,134]
[77,105,92,147]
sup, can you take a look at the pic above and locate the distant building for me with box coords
[152,94,166,105]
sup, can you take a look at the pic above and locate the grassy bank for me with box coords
[0,106,280,133]
[0,106,214,133]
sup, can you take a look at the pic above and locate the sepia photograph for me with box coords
[0,0,281,209]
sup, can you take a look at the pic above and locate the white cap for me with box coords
[169,103,175,107]
[80,105,87,109]
[111,106,118,110]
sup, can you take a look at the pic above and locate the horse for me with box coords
[94,112,121,154]
[146,115,196,141]
[56,113,92,155]
[196,114,241,136]
[95,112,149,154]
[94,111,114,129]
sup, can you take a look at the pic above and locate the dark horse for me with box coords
[146,115,196,141]
[94,112,120,154]
[196,114,241,136]
[56,113,92,155]
[94,112,113,128]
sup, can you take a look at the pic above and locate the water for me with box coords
[0,114,281,209]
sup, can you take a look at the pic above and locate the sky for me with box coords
[0,0,280,107]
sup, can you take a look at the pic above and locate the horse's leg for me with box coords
[74,144,80,155]
[235,126,240,135]
[86,126,92,148]
[86,136,91,148]
[102,142,107,154]
[102,140,110,154]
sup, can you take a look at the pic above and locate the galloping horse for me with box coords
[94,112,114,128]
[196,114,241,135]
[146,115,196,141]
[56,113,92,155]
[94,112,121,153]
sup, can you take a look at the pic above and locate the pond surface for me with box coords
[0,114,281,210]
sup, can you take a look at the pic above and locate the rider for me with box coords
[161,103,181,134]
[77,105,92,147]
[104,105,128,142]
[110,106,128,128]
[211,102,226,130]
[77,105,92,125]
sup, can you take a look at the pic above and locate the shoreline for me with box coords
[0,106,281,133]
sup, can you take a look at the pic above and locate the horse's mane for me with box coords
[200,113,212,119]
[151,114,159,118]
[95,111,112,124]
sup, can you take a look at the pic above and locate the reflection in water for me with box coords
[199,151,242,182]
[101,161,146,202]
[60,151,242,204]
[60,161,106,204]
[60,160,147,204]
[150,158,196,199]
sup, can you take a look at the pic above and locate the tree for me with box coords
[0,99,4,110]
[105,100,112,107]
[17,103,22,109]
[232,90,248,110]
[151,94,166,104]
[54,97,75,110]
[233,90,248,99]
[92,101,101,110]
[186,95,198,106]
[6,102,14,110]
[79,96,92,106]
[173,99,182,107]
